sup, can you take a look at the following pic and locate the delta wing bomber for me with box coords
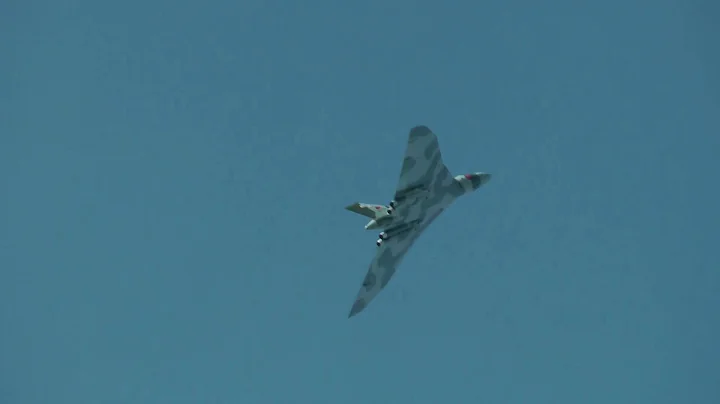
[345,125,492,317]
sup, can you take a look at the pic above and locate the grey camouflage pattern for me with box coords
[347,126,491,318]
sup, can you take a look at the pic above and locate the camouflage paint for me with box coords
[346,126,492,318]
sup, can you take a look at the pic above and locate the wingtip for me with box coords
[409,125,433,139]
[348,299,366,318]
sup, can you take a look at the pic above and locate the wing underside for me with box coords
[348,228,421,317]
[394,126,453,200]
[348,208,445,317]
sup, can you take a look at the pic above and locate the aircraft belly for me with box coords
[398,187,455,225]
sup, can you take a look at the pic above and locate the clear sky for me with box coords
[2,1,719,403]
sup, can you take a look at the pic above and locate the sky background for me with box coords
[2,0,719,403]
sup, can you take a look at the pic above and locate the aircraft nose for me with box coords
[481,173,492,184]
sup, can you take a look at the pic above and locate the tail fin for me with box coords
[345,202,388,219]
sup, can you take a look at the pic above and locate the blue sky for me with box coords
[2,0,719,403]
